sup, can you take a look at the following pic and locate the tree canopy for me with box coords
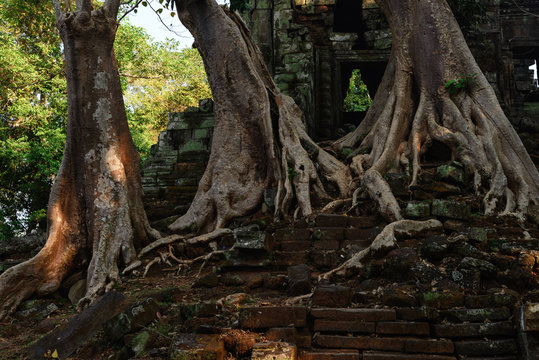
[0,0,210,240]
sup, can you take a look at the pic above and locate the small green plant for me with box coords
[288,167,297,180]
[445,73,478,94]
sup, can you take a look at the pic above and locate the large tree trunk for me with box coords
[334,0,539,220]
[0,0,159,319]
[169,0,351,233]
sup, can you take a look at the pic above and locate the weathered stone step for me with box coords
[252,342,297,360]
[313,335,453,353]
[438,307,511,322]
[432,321,514,338]
[454,339,518,356]
[239,307,307,329]
[376,322,430,336]
[169,333,225,360]
[313,319,375,333]
[362,351,456,360]
[300,349,359,360]
[310,308,396,322]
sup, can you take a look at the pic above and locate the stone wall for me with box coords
[141,100,214,224]
[238,0,539,142]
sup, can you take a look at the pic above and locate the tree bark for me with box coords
[169,0,351,233]
[0,0,158,319]
[334,0,539,220]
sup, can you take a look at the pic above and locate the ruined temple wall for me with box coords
[238,0,538,140]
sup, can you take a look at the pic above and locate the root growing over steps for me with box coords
[168,0,352,234]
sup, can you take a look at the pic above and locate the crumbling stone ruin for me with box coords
[142,0,539,221]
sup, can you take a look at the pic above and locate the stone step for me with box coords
[310,308,396,322]
[313,319,375,333]
[376,322,430,336]
[251,342,297,360]
[454,339,518,356]
[438,307,511,323]
[312,336,452,354]
[300,349,360,360]
[169,334,225,360]
[239,307,307,329]
[362,352,456,360]
[432,321,515,338]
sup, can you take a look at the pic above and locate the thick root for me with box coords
[319,219,442,281]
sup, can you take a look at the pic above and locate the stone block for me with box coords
[280,240,312,251]
[312,285,351,307]
[180,302,220,319]
[15,300,59,320]
[274,228,312,242]
[404,339,454,354]
[104,298,160,341]
[419,291,464,309]
[273,251,308,267]
[344,227,383,241]
[396,307,432,321]
[362,352,456,360]
[313,319,375,333]
[251,342,297,360]
[296,327,312,348]
[27,291,129,360]
[376,322,430,336]
[313,335,405,351]
[454,339,517,356]
[313,239,340,250]
[234,228,267,251]
[432,321,514,338]
[439,307,511,323]
[384,173,410,197]
[287,264,311,296]
[431,199,471,220]
[128,330,155,356]
[435,164,465,184]
[312,228,344,242]
[265,328,297,343]
[310,250,345,269]
[193,128,208,139]
[523,302,539,331]
[239,307,307,329]
[382,287,417,307]
[179,140,208,154]
[347,215,379,228]
[310,308,396,322]
[169,334,226,360]
[300,350,359,360]
[404,201,431,218]
[315,214,348,227]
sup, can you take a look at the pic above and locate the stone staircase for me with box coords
[170,297,521,360]
[159,210,539,360]
[141,100,214,224]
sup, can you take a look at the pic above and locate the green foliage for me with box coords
[230,0,250,12]
[445,73,478,95]
[0,0,66,240]
[343,69,372,112]
[288,167,297,180]
[115,22,211,160]
[0,3,211,239]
